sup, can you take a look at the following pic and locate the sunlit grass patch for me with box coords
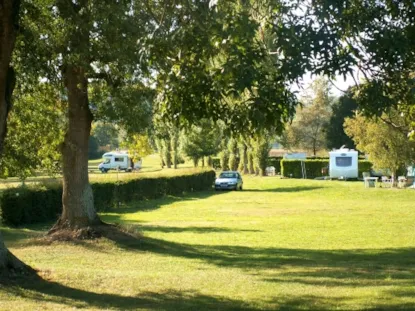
[2,177,415,310]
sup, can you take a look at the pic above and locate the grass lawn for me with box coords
[2,177,415,310]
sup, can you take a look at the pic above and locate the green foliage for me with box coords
[162,139,172,168]
[0,184,62,226]
[0,84,64,180]
[247,148,255,174]
[0,170,216,226]
[251,131,273,176]
[181,120,222,167]
[91,122,120,150]
[344,112,415,177]
[281,159,374,179]
[283,78,333,156]
[88,136,100,160]
[227,138,239,171]
[153,1,300,134]
[120,134,153,161]
[219,150,229,171]
[358,161,373,178]
[211,157,221,170]
[266,157,282,174]
[325,91,358,150]
[238,141,248,174]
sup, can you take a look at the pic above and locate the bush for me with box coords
[266,157,282,174]
[281,159,329,179]
[282,159,375,179]
[0,170,216,226]
[358,160,373,178]
[211,157,221,170]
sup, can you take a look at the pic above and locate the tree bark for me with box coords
[248,150,255,174]
[238,143,248,174]
[0,0,18,155]
[163,139,172,168]
[51,65,100,231]
[0,0,34,275]
[171,126,178,169]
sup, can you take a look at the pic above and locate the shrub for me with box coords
[358,160,373,178]
[211,157,221,170]
[0,170,216,226]
[281,159,329,179]
[282,159,375,179]
[266,157,282,174]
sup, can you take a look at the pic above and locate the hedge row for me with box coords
[212,156,373,178]
[0,170,216,226]
[281,159,329,179]
[281,159,373,179]
[266,157,282,174]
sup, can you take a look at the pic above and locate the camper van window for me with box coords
[103,158,110,164]
[114,157,124,162]
[336,157,352,167]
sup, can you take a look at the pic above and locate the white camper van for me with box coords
[329,147,358,179]
[98,151,142,173]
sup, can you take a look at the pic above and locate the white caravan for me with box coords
[98,151,142,173]
[329,147,358,179]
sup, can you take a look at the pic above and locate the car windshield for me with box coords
[103,158,111,164]
[219,172,237,179]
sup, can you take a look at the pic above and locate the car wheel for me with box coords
[239,185,243,191]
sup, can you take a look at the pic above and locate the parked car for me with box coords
[214,171,243,191]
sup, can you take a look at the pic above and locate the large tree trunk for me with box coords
[51,66,100,231]
[0,232,31,274]
[0,0,18,154]
[0,0,34,275]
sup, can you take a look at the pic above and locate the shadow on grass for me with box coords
[106,190,225,214]
[3,228,415,310]
[107,235,415,288]
[132,225,261,234]
[1,277,257,310]
[243,186,324,193]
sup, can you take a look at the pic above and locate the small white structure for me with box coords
[265,166,276,176]
[98,151,142,173]
[329,147,358,179]
[283,152,307,160]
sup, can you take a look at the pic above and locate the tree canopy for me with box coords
[344,111,415,177]
[325,90,358,150]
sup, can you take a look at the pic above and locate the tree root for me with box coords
[46,222,142,244]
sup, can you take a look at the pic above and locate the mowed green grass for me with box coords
[2,177,415,310]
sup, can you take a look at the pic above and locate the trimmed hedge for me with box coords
[281,159,374,179]
[281,159,329,179]
[266,157,282,174]
[358,160,373,178]
[0,170,216,226]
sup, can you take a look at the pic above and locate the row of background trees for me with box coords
[85,75,415,181]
